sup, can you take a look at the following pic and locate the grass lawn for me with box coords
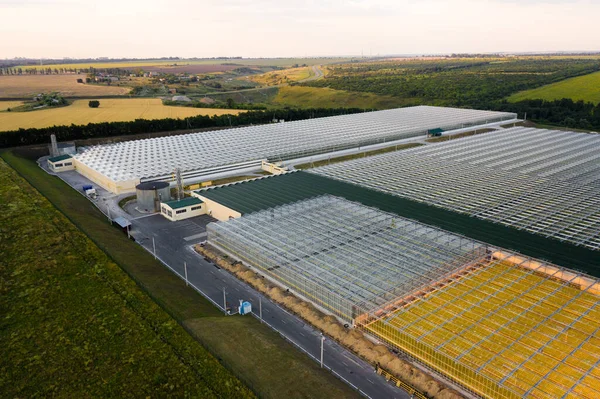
[295,143,423,170]
[0,157,252,398]
[1,150,359,399]
[508,70,600,104]
[0,98,243,131]
[273,86,417,109]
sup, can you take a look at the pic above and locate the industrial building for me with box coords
[160,197,205,221]
[311,127,600,251]
[206,196,600,399]
[70,106,516,193]
[47,154,75,172]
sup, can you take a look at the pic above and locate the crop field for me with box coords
[0,157,253,398]
[508,71,600,104]
[0,75,131,98]
[304,57,600,107]
[14,57,351,71]
[365,260,600,399]
[251,67,313,85]
[0,98,243,131]
[273,86,415,109]
[0,100,23,111]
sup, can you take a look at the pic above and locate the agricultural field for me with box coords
[273,86,414,109]
[0,101,23,111]
[0,157,253,398]
[250,67,313,86]
[508,70,600,104]
[0,98,242,131]
[0,75,131,98]
[13,57,351,71]
[304,57,600,107]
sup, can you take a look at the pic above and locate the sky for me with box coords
[1,0,599,59]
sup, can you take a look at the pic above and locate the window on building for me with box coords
[161,207,167,214]
[191,206,202,211]
[176,209,187,214]
[64,162,72,166]
[55,163,63,167]
[167,210,172,217]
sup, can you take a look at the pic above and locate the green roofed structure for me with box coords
[160,197,205,222]
[193,171,599,273]
[47,154,74,172]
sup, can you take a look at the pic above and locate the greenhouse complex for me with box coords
[206,196,600,399]
[70,106,515,193]
[312,127,600,251]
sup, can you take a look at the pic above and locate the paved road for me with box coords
[42,164,408,399]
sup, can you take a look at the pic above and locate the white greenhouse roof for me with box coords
[73,106,515,182]
[311,127,600,251]
[207,195,487,318]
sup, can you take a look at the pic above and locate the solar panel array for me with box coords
[311,127,600,251]
[207,195,486,321]
[73,106,515,182]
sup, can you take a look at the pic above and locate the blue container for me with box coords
[82,184,93,191]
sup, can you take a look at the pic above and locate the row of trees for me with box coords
[0,108,364,148]
[495,99,600,130]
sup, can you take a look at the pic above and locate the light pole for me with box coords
[223,287,227,314]
[259,297,262,323]
[152,237,156,259]
[184,261,188,286]
[320,333,325,368]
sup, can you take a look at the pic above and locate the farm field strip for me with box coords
[365,261,600,399]
[0,101,23,111]
[0,98,242,131]
[0,74,131,98]
[508,71,600,105]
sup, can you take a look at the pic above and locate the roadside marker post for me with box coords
[320,333,325,368]
[152,237,156,259]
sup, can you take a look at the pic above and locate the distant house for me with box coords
[168,88,177,94]
[109,76,119,82]
[47,154,74,172]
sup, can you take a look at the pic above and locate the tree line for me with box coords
[0,108,364,148]
[495,99,600,130]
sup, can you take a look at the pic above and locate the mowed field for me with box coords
[273,86,416,109]
[508,71,600,104]
[0,99,243,131]
[0,75,131,98]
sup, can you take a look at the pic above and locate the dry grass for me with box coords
[0,75,131,98]
[0,98,243,131]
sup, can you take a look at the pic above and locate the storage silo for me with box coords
[136,181,171,212]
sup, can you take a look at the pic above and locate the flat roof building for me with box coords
[160,197,205,221]
[71,106,516,193]
[47,154,75,173]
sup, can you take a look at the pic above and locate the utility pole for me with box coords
[127,224,130,239]
[320,333,325,368]
[184,262,188,286]
[223,287,227,314]
[107,206,111,223]
[152,237,156,259]
[259,297,262,323]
